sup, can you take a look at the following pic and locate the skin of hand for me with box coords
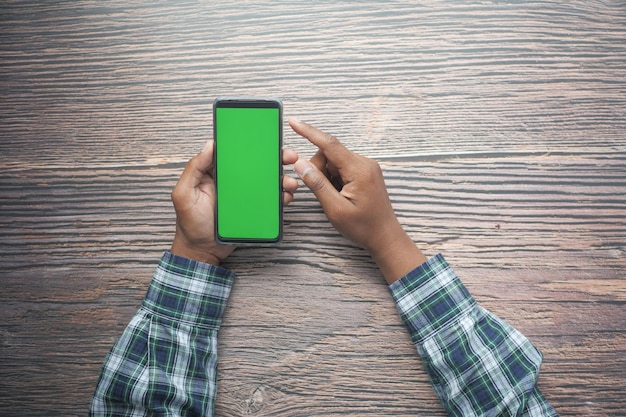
[170,140,299,265]
[289,118,427,284]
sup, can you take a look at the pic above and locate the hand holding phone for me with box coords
[169,101,297,264]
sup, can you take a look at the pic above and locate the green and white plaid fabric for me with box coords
[89,251,234,417]
[90,252,557,416]
[390,254,558,416]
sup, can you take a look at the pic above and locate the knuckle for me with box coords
[171,186,182,203]
[365,156,382,171]
[307,172,328,192]
[370,159,384,178]
[323,133,343,151]
[356,156,382,180]
[323,133,338,144]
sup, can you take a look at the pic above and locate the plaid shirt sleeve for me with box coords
[390,254,559,417]
[89,251,235,417]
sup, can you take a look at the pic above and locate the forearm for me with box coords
[390,255,558,417]
[90,252,235,417]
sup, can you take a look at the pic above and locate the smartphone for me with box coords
[213,97,283,244]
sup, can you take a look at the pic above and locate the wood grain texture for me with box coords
[1,1,625,416]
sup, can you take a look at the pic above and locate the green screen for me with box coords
[215,106,281,241]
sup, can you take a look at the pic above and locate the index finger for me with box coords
[288,118,353,168]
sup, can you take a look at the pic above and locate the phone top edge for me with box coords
[213,97,282,108]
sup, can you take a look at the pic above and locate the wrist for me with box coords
[170,236,222,266]
[367,223,427,285]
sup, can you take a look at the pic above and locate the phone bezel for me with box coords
[213,97,283,245]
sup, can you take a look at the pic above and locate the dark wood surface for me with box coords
[1,1,625,416]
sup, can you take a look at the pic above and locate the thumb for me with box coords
[175,140,214,193]
[198,139,215,171]
[191,139,215,177]
[295,158,346,211]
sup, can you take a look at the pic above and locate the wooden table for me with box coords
[1,1,625,415]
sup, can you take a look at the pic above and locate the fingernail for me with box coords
[288,117,302,124]
[294,159,315,179]
[202,140,214,154]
